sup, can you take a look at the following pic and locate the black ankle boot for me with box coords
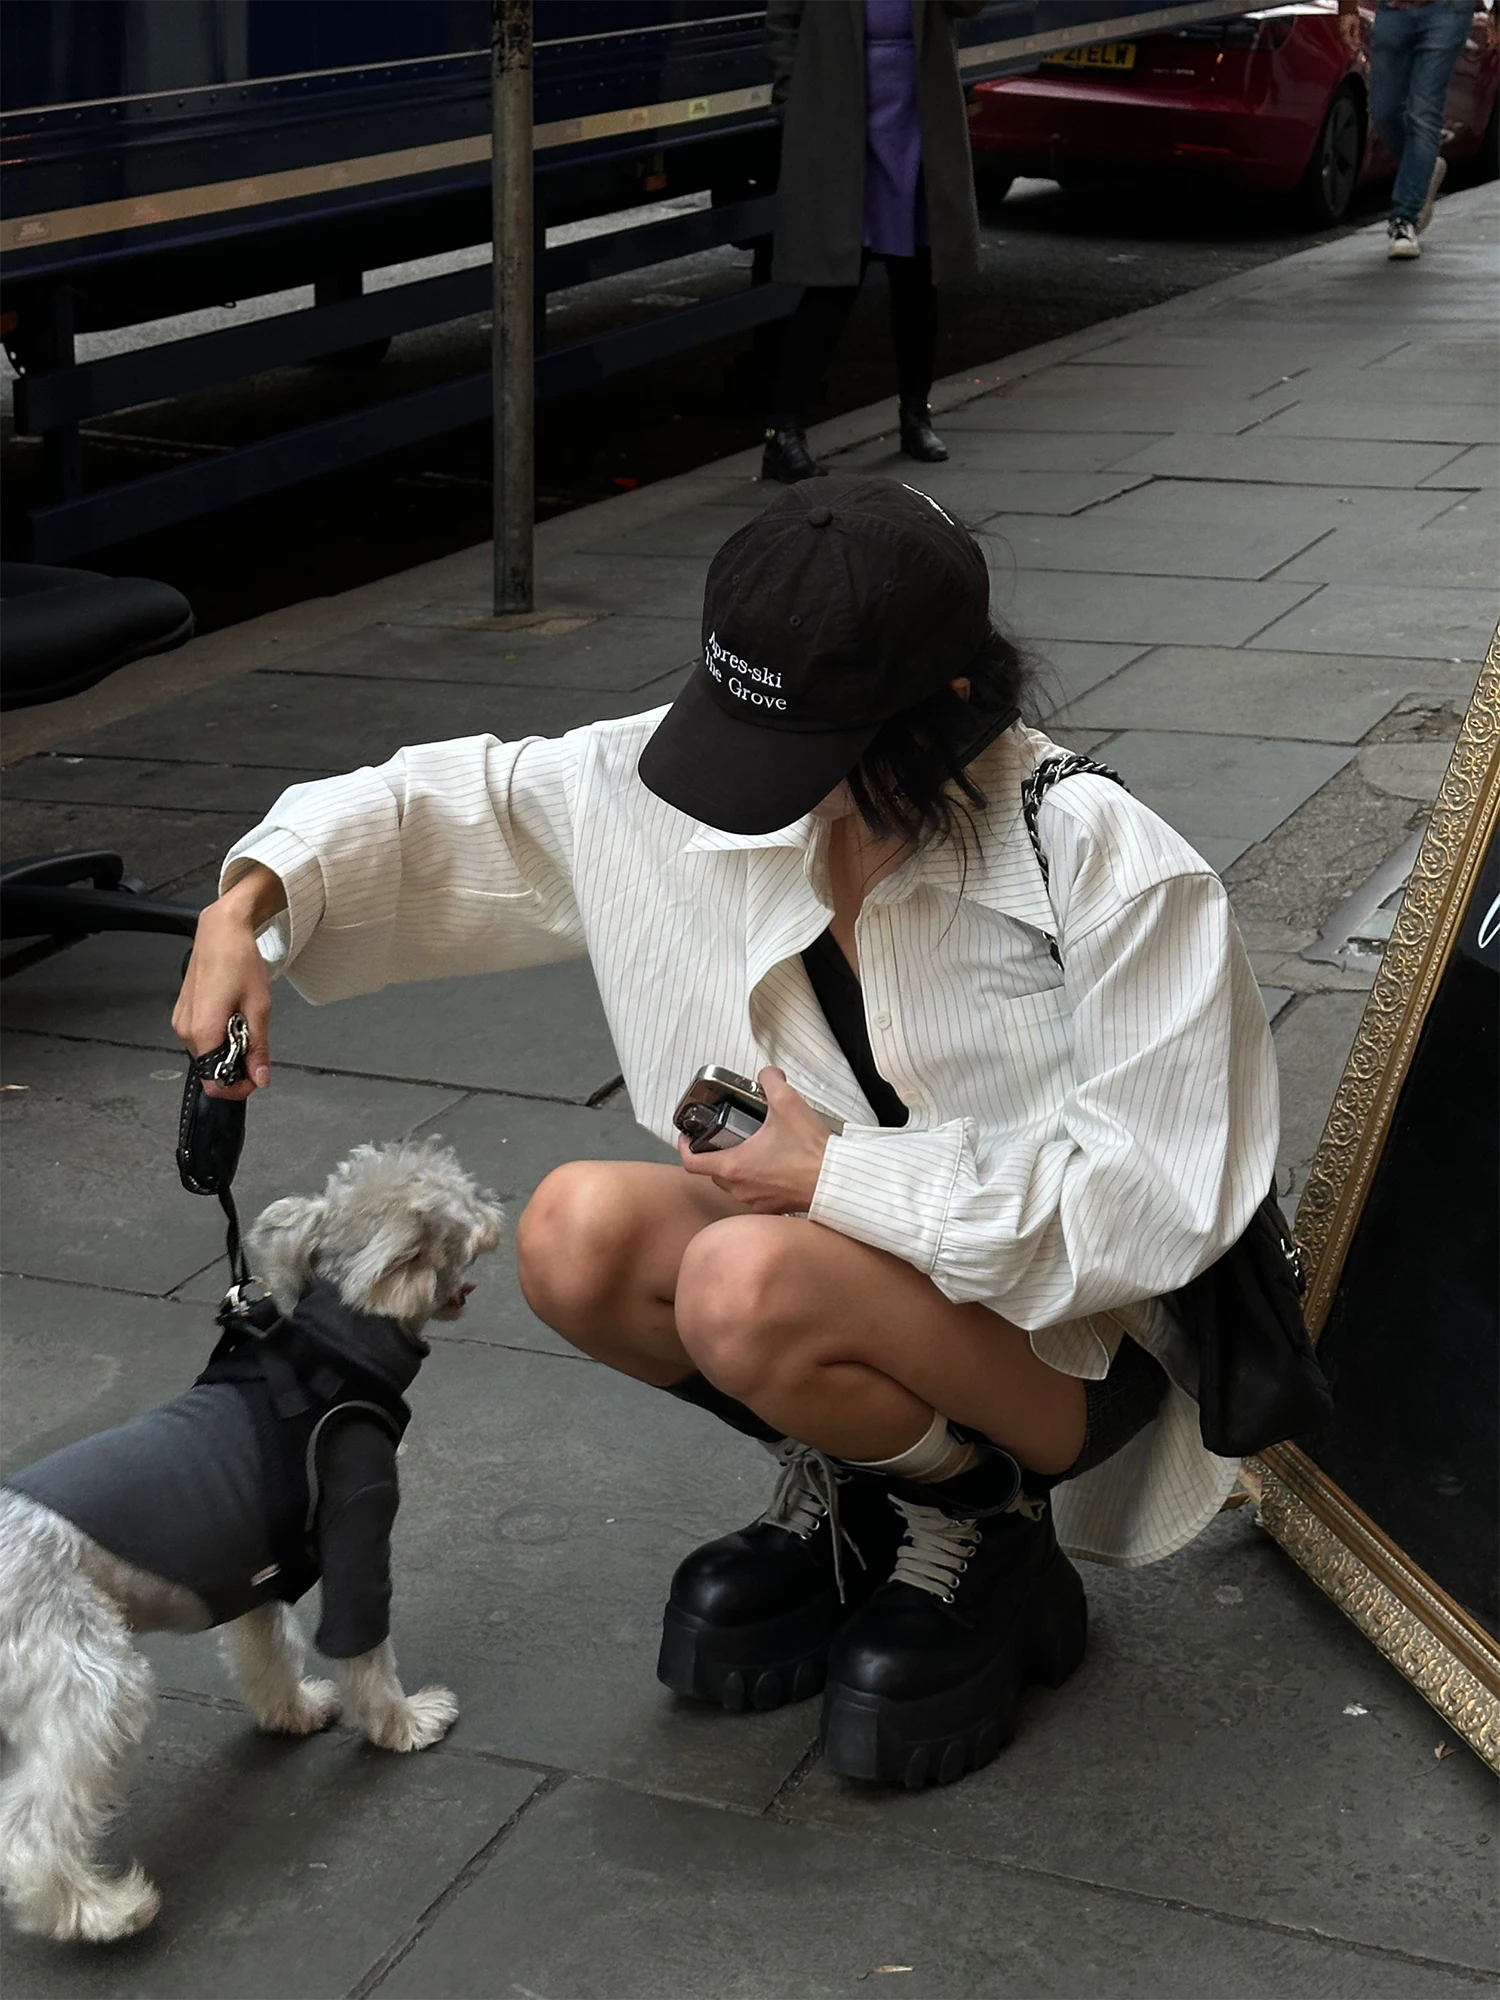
[658,1443,906,1712]
[898,403,948,463]
[761,419,826,484]
[820,1451,1086,1788]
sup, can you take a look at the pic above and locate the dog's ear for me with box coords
[246,1195,325,1309]
[345,1218,444,1325]
[467,1197,506,1263]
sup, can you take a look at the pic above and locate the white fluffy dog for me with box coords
[0,1139,504,1944]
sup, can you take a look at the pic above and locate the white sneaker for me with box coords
[1387,218,1421,260]
[1416,154,1447,233]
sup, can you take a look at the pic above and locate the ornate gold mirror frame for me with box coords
[1244,628,1500,1772]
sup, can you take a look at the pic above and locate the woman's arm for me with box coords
[173,862,286,1095]
[807,869,1280,1328]
[174,726,595,1091]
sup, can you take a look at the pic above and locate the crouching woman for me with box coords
[175,477,1277,1788]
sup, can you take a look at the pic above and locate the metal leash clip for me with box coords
[212,1012,251,1087]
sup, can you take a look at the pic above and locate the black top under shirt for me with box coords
[800,929,909,1128]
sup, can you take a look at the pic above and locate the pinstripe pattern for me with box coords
[222,717,1276,1566]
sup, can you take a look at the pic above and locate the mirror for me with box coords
[1246,629,1499,1772]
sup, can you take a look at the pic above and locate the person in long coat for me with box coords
[762,0,986,482]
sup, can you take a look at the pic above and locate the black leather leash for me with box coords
[177,1012,253,1289]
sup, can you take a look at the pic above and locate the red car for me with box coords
[967,0,1500,225]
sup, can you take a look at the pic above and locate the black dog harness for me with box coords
[7,1283,420,1657]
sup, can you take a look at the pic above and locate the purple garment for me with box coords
[863,0,927,257]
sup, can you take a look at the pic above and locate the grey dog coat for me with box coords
[3,1284,421,1659]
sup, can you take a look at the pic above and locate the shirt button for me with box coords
[873,1009,891,1030]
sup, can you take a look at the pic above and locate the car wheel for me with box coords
[1296,86,1363,226]
[973,158,1016,218]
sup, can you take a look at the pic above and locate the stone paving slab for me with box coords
[0,1032,463,1294]
[271,614,702,692]
[376,1776,1492,2000]
[1273,507,1498,590]
[1255,400,1498,446]
[0,1272,211,1465]
[788,1506,1498,1971]
[0,801,240,897]
[901,468,1155,519]
[0,755,318,815]
[3,926,622,1103]
[49,671,670,773]
[269,956,624,1105]
[0,1700,543,2000]
[983,512,1325,581]
[1109,433,1472,488]
[1077,477,1459,538]
[840,429,1168,475]
[1101,732,1354,874]
[1055,646,1474,743]
[1248,583,1498,660]
[1419,443,1497,487]
[994,571,1319,650]
[945,391,1264,437]
[1026,641,1149,715]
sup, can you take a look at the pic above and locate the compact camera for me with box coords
[672,1066,769,1154]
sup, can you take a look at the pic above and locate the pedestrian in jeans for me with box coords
[1341,0,1473,257]
[760,0,986,482]
[175,479,1278,1789]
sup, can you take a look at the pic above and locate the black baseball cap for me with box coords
[637,475,993,835]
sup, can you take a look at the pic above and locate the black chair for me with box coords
[2,562,202,943]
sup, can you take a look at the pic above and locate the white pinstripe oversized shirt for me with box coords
[223,715,1279,1568]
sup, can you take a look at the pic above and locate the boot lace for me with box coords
[889,1500,980,1604]
[759,1441,866,1602]
[889,1490,1048,1604]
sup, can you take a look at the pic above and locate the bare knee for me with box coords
[516,1161,648,1331]
[675,1217,806,1401]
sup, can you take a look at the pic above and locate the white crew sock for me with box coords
[847,1409,981,1484]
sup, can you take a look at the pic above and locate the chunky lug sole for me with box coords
[657,1598,840,1712]
[820,1555,1088,1789]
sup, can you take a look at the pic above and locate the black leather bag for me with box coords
[1022,753,1335,1458]
[1172,1188,1333,1457]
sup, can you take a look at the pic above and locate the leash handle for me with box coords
[177,1014,252,1285]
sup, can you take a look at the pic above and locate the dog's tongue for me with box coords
[434,1282,476,1322]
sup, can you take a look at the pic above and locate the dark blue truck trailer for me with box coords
[1,0,1254,560]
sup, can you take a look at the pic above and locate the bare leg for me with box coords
[220,1602,340,1736]
[339,1640,458,1752]
[516,1161,745,1384]
[516,1163,1085,1473]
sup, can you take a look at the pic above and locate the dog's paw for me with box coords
[363,1684,459,1753]
[31,1864,161,1944]
[255,1677,342,1736]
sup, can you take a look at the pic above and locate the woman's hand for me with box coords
[677,1067,831,1214]
[172,864,284,1099]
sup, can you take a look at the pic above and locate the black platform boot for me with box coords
[898,403,948,463]
[658,1441,906,1713]
[820,1450,1087,1788]
[761,418,826,484]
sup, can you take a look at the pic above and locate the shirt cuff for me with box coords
[808,1121,967,1275]
[220,829,325,973]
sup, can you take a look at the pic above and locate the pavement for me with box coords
[2,187,1497,1999]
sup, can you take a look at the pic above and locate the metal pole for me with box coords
[491,0,534,614]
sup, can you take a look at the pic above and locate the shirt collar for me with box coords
[678,725,1060,945]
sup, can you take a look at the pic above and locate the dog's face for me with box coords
[247,1139,505,1328]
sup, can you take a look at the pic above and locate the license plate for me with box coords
[1041,40,1138,70]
